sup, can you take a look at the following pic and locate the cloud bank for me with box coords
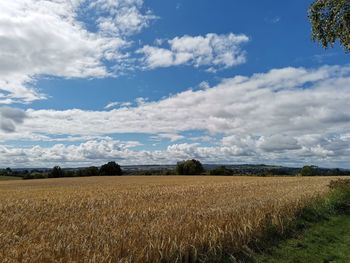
[1,65,350,167]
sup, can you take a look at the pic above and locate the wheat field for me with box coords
[0,176,338,262]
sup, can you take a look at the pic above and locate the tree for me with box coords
[49,166,64,178]
[99,162,123,176]
[176,159,204,175]
[300,165,319,176]
[85,166,99,176]
[5,167,12,175]
[209,166,233,176]
[309,0,350,52]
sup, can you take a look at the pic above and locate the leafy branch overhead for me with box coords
[309,0,350,52]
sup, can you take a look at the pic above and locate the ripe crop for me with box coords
[0,176,337,262]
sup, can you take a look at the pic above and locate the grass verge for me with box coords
[255,214,350,263]
[236,179,350,263]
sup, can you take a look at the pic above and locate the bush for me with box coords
[176,159,204,175]
[99,162,123,176]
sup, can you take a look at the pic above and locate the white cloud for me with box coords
[20,65,350,137]
[93,0,157,36]
[2,65,350,167]
[258,135,301,152]
[0,0,154,104]
[0,139,143,167]
[151,133,185,142]
[105,101,132,109]
[0,107,27,133]
[198,81,210,90]
[138,33,249,71]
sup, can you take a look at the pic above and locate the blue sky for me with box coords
[31,0,347,111]
[0,0,350,168]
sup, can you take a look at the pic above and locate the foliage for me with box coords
[74,166,100,177]
[2,163,348,180]
[209,166,233,175]
[85,166,99,176]
[256,214,350,263]
[255,179,350,263]
[300,165,319,176]
[99,162,123,176]
[328,179,350,211]
[64,170,78,177]
[309,0,350,52]
[49,166,64,178]
[329,178,350,189]
[176,159,204,175]
[23,172,47,180]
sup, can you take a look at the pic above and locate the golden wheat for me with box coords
[0,176,339,262]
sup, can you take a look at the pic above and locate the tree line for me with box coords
[0,161,122,180]
[0,160,349,180]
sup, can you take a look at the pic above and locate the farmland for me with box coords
[0,176,341,262]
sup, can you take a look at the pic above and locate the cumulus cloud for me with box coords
[18,65,350,136]
[0,0,154,104]
[258,135,301,152]
[2,65,350,167]
[138,33,249,71]
[92,0,157,36]
[0,139,258,167]
[105,101,132,109]
[0,139,143,167]
[0,107,27,133]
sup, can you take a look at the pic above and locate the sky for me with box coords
[0,0,350,168]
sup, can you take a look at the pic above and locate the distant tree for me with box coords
[99,162,123,176]
[5,167,12,175]
[73,167,99,177]
[300,165,319,176]
[209,166,233,176]
[85,166,99,176]
[23,172,47,180]
[49,166,64,178]
[332,168,342,176]
[64,170,77,177]
[176,159,204,175]
[309,0,350,52]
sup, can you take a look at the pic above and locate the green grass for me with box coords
[0,176,22,181]
[253,179,350,263]
[256,214,350,263]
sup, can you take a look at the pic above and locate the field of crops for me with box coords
[0,176,339,262]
